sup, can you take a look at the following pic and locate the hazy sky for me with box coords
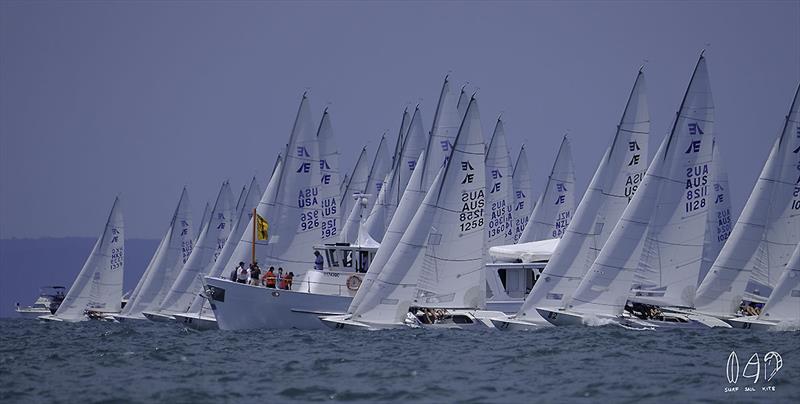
[1,1,798,239]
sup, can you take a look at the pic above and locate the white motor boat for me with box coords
[15,286,65,318]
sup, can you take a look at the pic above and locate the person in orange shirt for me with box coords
[261,266,276,288]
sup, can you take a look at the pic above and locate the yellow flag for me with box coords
[255,213,269,240]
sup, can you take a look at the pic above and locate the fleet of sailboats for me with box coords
[37,56,799,331]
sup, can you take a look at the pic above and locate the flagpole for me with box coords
[252,208,257,265]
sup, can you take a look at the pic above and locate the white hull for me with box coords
[38,314,86,323]
[142,311,177,323]
[725,316,779,330]
[172,312,218,331]
[112,313,148,322]
[16,308,51,319]
[490,316,550,331]
[205,277,351,330]
[319,314,407,331]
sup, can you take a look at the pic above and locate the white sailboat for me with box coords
[694,85,800,318]
[316,107,343,243]
[726,241,800,330]
[322,95,487,330]
[196,201,211,242]
[143,181,235,321]
[512,146,534,242]
[538,53,730,329]
[492,68,651,330]
[41,197,124,322]
[115,188,194,321]
[517,135,576,243]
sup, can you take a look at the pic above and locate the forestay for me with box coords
[694,85,800,316]
[55,197,124,320]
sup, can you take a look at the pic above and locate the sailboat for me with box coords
[693,84,800,319]
[360,134,392,241]
[537,53,730,329]
[518,135,576,243]
[322,95,487,330]
[172,176,264,329]
[726,242,800,330]
[40,197,124,322]
[483,137,577,312]
[492,68,650,330]
[142,181,235,322]
[512,146,533,242]
[115,188,194,321]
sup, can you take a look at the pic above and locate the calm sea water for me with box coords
[0,319,797,403]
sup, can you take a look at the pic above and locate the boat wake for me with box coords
[770,321,800,332]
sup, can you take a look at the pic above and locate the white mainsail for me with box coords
[698,140,734,285]
[422,75,461,189]
[568,54,716,317]
[225,93,322,276]
[515,69,650,322]
[518,136,576,242]
[158,181,235,314]
[364,107,429,241]
[339,147,370,242]
[485,117,516,248]
[54,197,124,321]
[694,85,800,316]
[758,242,800,323]
[120,188,194,318]
[317,108,342,242]
[512,146,534,242]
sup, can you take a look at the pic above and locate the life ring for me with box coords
[346,275,362,291]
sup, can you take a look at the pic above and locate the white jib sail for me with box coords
[512,145,534,242]
[196,201,211,241]
[516,69,650,321]
[414,96,486,309]
[226,93,322,276]
[759,241,800,323]
[339,147,370,243]
[55,196,124,320]
[121,188,194,317]
[347,150,428,316]
[159,181,235,314]
[569,54,716,316]
[518,135,577,242]
[694,85,800,316]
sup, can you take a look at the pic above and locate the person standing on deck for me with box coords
[314,251,324,271]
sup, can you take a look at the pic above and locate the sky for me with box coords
[1,1,798,240]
